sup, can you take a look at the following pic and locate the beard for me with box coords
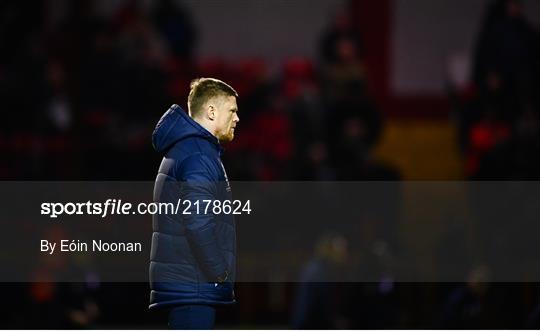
[218,129,235,143]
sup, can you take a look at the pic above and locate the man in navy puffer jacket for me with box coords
[149,78,239,329]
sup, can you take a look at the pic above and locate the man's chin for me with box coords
[219,134,234,144]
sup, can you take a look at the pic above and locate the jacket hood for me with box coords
[152,104,220,153]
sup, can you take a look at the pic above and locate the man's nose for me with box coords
[234,114,239,122]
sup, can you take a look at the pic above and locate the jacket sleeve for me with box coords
[176,153,227,281]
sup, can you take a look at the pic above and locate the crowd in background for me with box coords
[0,0,398,181]
[1,0,540,328]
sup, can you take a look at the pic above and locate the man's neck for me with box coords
[193,117,217,138]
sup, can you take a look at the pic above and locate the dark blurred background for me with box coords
[2,0,540,328]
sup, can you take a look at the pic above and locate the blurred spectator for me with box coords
[473,0,540,113]
[321,35,366,106]
[318,10,391,181]
[319,9,366,108]
[291,234,351,329]
[348,241,399,329]
[27,226,101,328]
[152,0,197,61]
[282,57,336,180]
[319,10,363,66]
[435,265,502,328]
[463,0,540,179]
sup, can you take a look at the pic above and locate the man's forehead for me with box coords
[221,95,238,109]
[224,95,237,104]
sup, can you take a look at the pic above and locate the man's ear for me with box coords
[207,104,216,120]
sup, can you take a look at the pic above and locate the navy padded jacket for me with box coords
[149,104,236,309]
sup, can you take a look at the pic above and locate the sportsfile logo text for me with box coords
[42,199,139,218]
[41,198,252,219]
